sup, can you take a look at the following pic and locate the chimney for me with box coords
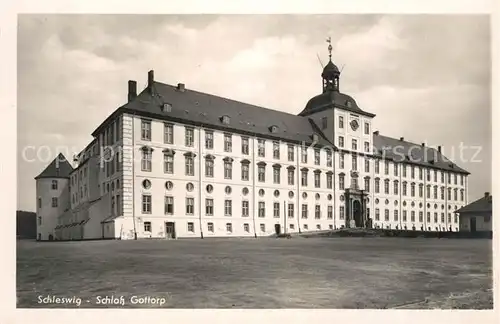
[421,143,425,147]
[438,146,442,153]
[147,70,154,94]
[128,80,137,102]
[399,137,404,141]
[177,83,185,92]
[484,192,490,198]
[373,131,379,135]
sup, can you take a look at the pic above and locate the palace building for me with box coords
[34,51,470,241]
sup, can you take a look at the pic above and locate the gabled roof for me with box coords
[34,153,74,180]
[93,81,334,148]
[457,195,492,214]
[372,134,469,175]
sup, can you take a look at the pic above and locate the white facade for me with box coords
[34,66,469,241]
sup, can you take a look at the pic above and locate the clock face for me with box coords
[350,119,359,131]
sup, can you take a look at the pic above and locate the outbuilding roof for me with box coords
[456,194,492,214]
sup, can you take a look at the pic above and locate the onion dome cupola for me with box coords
[322,37,340,93]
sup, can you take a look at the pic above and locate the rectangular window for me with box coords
[384,209,389,221]
[243,223,250,232]
[51,197,58,208]
[340,206,345,220]
[375,160,380,174]
[327,206,333,219]
[426,186,431,199]
[314,149,320,165]
[441,213,445,223]
[384,161,389,175]
[185,156,194,176]
[224,200,232,216]
[314,172,320,188]
[301,204,308,219]
[224,133,232,152]
[205,199,214,216]
[434,186,438,199]
[273,167,280,184]
[241,137,249,155]
[339,175,345,190]
[273,202,280,218]
[403,210,407,222]
[352,154,357,171]
[365,159,370,173]
[419,211,424,222]
[288,204,294,218]
[116,194,121,215]
[288,169,295,185]
[434,170,437,182]
[224,161,233,179]
[364,141,370,153]
[411,166,415,179]
[258,202,265,218]
[165,196,174,214]
[411,211,415,222]
[142,195,151,214]
[141,119,151,141]
[242,201,249,217]
[374,179,380,193]
[454,174,457,185]
[352,139,357,151]
[326,150,332,167]
[205,159,214,177]
[116,152,121,172]
[273,141,280,159]
[185,127,194,147]
[301,147,308,163]
[434,212,438,223]
[141,150,152,172]
[394,210,399,222]
[364,122,369,135]
[339,153,344,169]
[205,131,214,149]
[186,197,195,215]
[144,221,151,232]
[384,180,389,194]
[287,145,294,161]
[38,216,42,226]
[164,123,174,144]
[51,180,58,190]
[364,178,370,192]
[258,139,266,157]
[164,154,174,174]
[327,173,333,189]
[226,223,233,233]
[441,172,445,183]
[260,224,266,233]
[207,223,214,232]
[301,170,308,186]
[460,175,464,186]
[427,212,431,223]
[241,163,249,181]
[419,167,423,180]
[339,116,344,129]
[338,136,344,148]
[321,117,327,129]
[258,165,265,182]
[402,165,407,177]
[394,164,398,177]
[393,182,399,195]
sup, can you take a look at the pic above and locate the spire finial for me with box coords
[326,36,332,61]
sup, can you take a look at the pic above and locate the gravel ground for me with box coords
[16,237,493,309]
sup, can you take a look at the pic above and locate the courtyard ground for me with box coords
[16,237,492,308]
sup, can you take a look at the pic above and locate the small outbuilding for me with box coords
[456,192,492,233]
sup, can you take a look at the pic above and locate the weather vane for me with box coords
[326,36,333,60]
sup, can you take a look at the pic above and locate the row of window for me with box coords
[143,221,332,234]
[372,209,460,223]
[37,197,59,209]
[335,116,370,134]
[142,120,335,164]
[142,195,334,219]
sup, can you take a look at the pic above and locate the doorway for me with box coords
[165,222,176,239]
[353,200,362,227]
[470,217,477,232]
[274,224,281,236]
[48,234,54,241]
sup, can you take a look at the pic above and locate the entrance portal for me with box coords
[165,222,176,239]
[353,200,363,227]
[274,224,281,236]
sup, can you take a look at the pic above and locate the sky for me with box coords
[17,14,491,212]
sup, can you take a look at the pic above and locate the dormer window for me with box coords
[162,103,172,112]
[269,125,278,133]
[346,100,352,108]
[221,115,230,124]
